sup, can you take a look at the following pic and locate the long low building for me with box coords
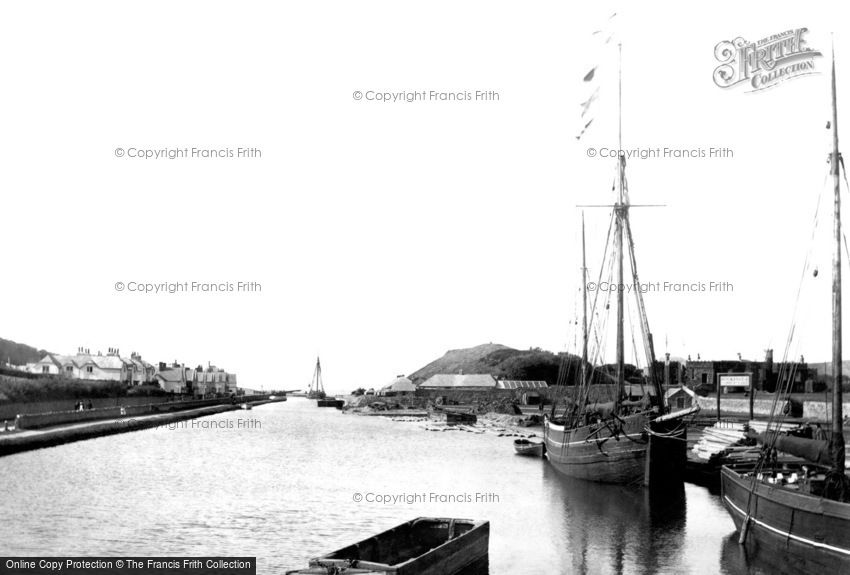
[419,374,497,388]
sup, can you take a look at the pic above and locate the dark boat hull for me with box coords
[286,517,489,575]
[514,439,544,457]
[544,411,687,485]
[720,464,850,574]
[446,412,477,425]
[545,413,647,483]
[317,399,344,409]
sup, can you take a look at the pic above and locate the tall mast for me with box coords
[314,356,324,394]
[830,43,845,473]
[615,185,625,409]
[581,212,589,388]
[614,44,625,411]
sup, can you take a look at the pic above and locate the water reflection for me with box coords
[542,464,687,574]
[719,532,809,575]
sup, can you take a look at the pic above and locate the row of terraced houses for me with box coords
[13,347,238,397]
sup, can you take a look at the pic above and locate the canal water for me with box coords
[0,398,787,574]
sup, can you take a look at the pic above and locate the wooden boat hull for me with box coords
[545,412,648,483]
[544,411,687,485]
[720,463,850,574]
[446,412,477,425]
[317,399,344,409]
[286,517,489,575]
[514,439,544,457]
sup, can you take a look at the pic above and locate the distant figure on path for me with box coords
[86,400,93,410]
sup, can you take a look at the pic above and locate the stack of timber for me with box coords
[692,422,750,460]
[686,420,809,485]
[747,419,800,434]
[686,421,759,484]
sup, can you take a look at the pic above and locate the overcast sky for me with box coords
[1,1,847,393]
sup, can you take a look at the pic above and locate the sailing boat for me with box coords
[719,50,850,573]
[544,48,696,486]
[544,186,695,485]
[309,356,345,408]
[307,356,327,400]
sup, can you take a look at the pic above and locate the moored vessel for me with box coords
[307,356,328,401]
[719,46,850,573]
[544,55,695,483]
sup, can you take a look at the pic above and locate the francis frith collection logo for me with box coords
[713,28,822,91]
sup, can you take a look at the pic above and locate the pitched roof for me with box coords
[496,380,548,389]
[665,385,696,399]
[87,355,126,370]
[420,374,497,388]
[155,369,185,383]
[37,354,64,367]
[624,383,657,397]
[382,376,415,392]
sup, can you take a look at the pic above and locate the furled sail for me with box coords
[747,429,832,466]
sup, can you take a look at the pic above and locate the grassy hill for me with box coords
[0,337,46,367]
[408,343,602,387]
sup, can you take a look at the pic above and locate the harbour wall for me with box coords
[0,396,282,457]
[0,405,238,457]
[0,396,174,421]
[801,400,850,422]
[693,396,787,417]
[14,394,272,430]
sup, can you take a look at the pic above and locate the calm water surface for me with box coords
[1,398,783,574]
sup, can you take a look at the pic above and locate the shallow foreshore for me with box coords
[0,398,284,457]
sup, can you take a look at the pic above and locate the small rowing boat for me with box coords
[286,517,489,575]
[514,438,545,457]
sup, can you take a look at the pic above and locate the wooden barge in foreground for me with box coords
[286,517,489,575]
